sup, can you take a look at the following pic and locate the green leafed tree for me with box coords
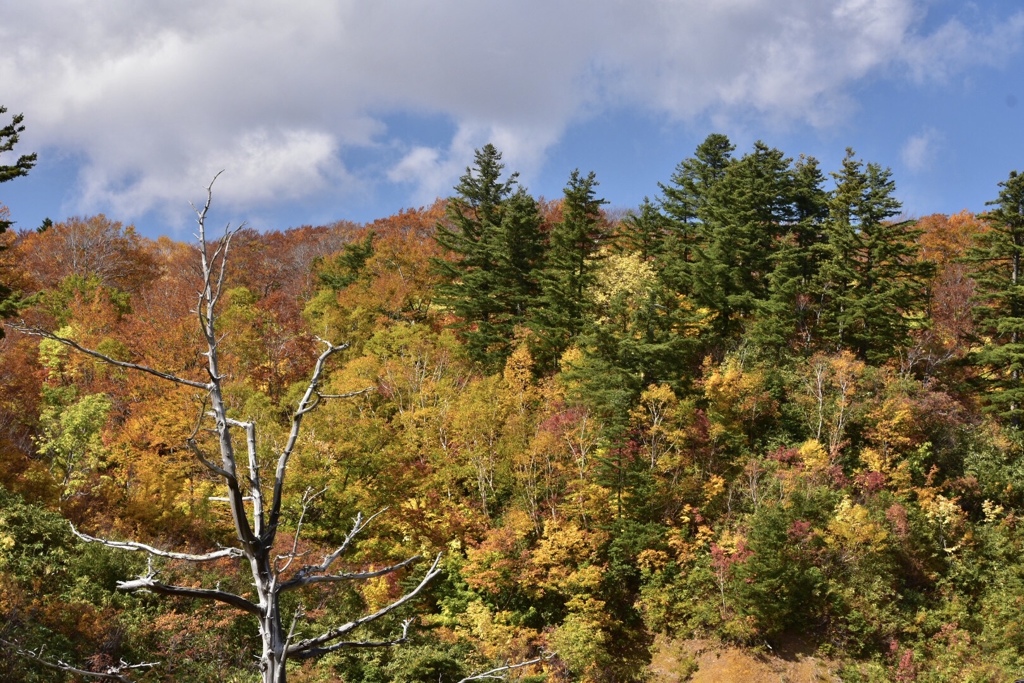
[0,107,36,193]
[617,197,669,262]
[36,392,112,502]
[691,141,796,347]
[316,230,376,291]
[753,154,830,355]
[970,169,1024,427]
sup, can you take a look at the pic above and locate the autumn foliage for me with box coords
[2,139,1024,682]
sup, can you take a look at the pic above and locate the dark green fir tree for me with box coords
[433,144,544,370]
[1,106,37,331]
[815,149,931,362]
[753,154,829,355]
[616,197,668,262]
[531,169,608,368]
[691,141,795,348]
[970,169,1024,427]
[658,133,735,295]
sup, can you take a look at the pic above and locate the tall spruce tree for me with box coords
[1,106,37,331]
[0,107,35,196]
[658,133,735,294]
[969,169,1024,427]
[494,187,546,323]
[531,169,608,368]
[434,144,544,370]
[815,150,931,362]
[753,154,829,354]
[616,197,668,261]
[691,141,795,347]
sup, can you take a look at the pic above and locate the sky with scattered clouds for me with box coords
[2,0,1023,238]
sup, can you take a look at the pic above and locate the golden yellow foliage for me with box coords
[826,496,889,557]
[799,439,829,469]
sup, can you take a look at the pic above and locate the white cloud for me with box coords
[901,11,1024,83]
[387,120,563,206]
[901,127,942,172]
[1,0,1021,222]
[77,128,348,220]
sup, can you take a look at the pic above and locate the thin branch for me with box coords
[287,553,443,657]
[289,619,415,660]
[317,386,375,400]
[267,339,349,535]
[187,436,235,481]
[457,653,554,683]
[279,555,419,593]
[224,416,265,535]
[287,508,387,581]
[205,226,237,316]
[10,325,210,390]
[285,603,307,651]
[276,486,327,574]
[71,523,244,562]
[1,639,158,683]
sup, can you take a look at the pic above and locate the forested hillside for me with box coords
[3,135,1024,682]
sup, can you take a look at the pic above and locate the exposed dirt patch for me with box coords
[650,635,841,683]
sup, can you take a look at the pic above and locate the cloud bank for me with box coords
[2,0,1021,222]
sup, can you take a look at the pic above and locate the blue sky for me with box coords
[1,0,1023,240]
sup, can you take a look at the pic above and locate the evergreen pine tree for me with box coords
[658,133,735,294]
[316,231,375,290]
[494,187,546,323]
[616,197,667,261]
[0,107,35,191]
[691,141,795,347]
[1,106,37,332]
[531,169,608,368]
[433,144,543,370]
[969,169,1024,427]
[753,154,829,354]
[815,150,931,362]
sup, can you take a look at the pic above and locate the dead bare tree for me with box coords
[12,176,442,683]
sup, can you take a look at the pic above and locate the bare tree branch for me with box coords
[9,324,210,390]
[266,339,349,537]
[186,435,235,481]
[71,523,244,562]
[317,386,375,400]
[276,486,327,575]
[117,573,260,615]
[1,639,159,683]
[224,416,266,535]
[279,554,419,592]
[289,619,415,660]
[456,653,554,683]
[286,509,387,581]
[287,553,443,657]
[182,393,238,481]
